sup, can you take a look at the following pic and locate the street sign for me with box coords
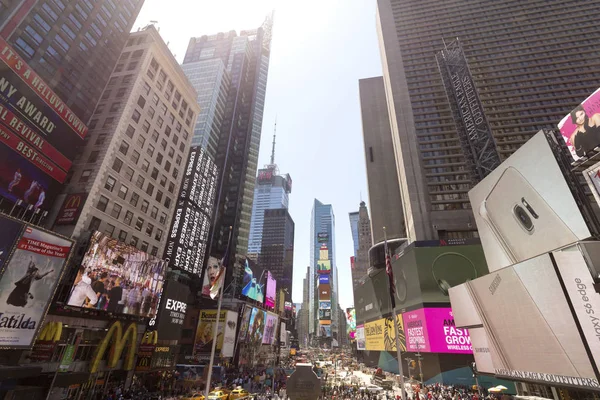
[287,363,322,400]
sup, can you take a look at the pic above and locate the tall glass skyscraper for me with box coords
[310,199,338,339]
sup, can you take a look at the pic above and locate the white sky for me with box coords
[134,0,383,310]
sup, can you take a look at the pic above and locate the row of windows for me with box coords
[88,215,158,256]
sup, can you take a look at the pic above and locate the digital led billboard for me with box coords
[241,258,265,303]
[402,308,471,354]
[356,325,365,350]
[318,275,329,285]
[153,280,190,341]
[67,231,166,318]
[317,259,331,274]
[318,284,330,300]
[262,312,278,345]
[558,87,600,160]
[265,271,276,308]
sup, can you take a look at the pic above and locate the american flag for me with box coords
[385,236,396,309]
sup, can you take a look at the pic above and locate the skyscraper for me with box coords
[376,0,600,241]
[0,0,144,123]
[183,15,273,288]
[310,199,338,339]
[248,127,292,258]
[349,211,359,257]
[52,26,199,256]
[359,76,405,245]
[352,201,372,287]
[259,208,294,304]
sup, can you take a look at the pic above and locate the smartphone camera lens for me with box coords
[521,197,539,219]
[513,204,534,232]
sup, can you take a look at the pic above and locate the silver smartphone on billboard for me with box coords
[479,166,578,264]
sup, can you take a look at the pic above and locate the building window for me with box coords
[132,110,141,123]
[96,195,109,212]
[151,130,159,142]
[143,81,151,95]
[116,87,126,98]
[124,167,134,181]
[156,153,163,165]
[141,241,149,252]
[148,107,155,119]
[103,117,114,128]
[150,246,158,256]
[104,223,115,237]
[159,175,166,187]
[168,182,175,193]
[157,116,164,128]
[124,210,133,225]
[131,150,140,164]
[135,217,144,231]
[154,229,162,241]
[130,192,139,207]
[79,169,92,183]
[112,158,123,173]
[155,190,163,203]
[137,96,146,109]
[118,184,128,199]
[130,235,138,247]
[150,206,158,219]
[164,197,171,209]
[175,155,182,166]
[137,135,146,147]
[109,102,121,112]
[105,176,117,192]
[146,223,153,236]
[141,200,149,213]
[119,141,130,156]
[96,134,107,145]
[87,151,100,163]
[125,125,135,138]
[136,175,145,189]
[118,230,128,242]
[142,120,150,133]
[172,168,178,179]
[147,144,155,157]
[89,216,101,231]
[159,212,167,224]
[111,203,122,219]
[146,183,154,196]
[141,159,150,172]
[151,168,158,180]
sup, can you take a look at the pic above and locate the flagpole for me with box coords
[204,226,232,398]
[384,227,406,400]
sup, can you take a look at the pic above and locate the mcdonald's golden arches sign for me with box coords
[55,193,87,225]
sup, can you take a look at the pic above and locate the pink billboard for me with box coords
[262,312,278,345]
[558,87,600,160]
[265,271,276,308]
[403,308,472,354]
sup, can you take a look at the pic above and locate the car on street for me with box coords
[229,387,251,399]
[182,393,205,400]
[207,390,229,400]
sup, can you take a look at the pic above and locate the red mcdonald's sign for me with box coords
[54,193,87,226]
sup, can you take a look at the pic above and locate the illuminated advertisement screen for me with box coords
[558,87,600,160]
[317,232,328,243]
[320,325,332,337]
[317,259,331,274]
[319,309,331,320]
[0,226,72,348]
[319,301,331,309]
[67,231,166,318]
[319,284,330,300]
[402,307,472,354]
[318,275,329,285]
[265,271,276,308]
[238,306,253,342]
[262,312,278,345]
[346,308,356,339]
[241,258,265,303]
[0,39,87,209]
[356,325,365,350]
[284,301,292,311]
[247,307,266,345]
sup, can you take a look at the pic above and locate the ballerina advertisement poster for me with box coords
[0,226,72,348]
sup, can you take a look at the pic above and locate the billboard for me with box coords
[165,146,217,276]
[247,307,266,345]
[153,280,190,341]
[558,87,600,160]
[238,305,253,342]
[67,231,166,318]
[241,258,265,303]
[318,284,330,300]
[0,38,87,208]
[356,325,365,350]
[402,308,471,354]
[364,314,405,352]
[319,309,331,320]
[469,132,591,272]
[319,244,329,260]
[222,310,238,357]
[319,301,331,309]
[195,309,236,356]
[318,275,329,285]
[54,193,87,226]
[319,324,332,337]
[0,226,72,348]
[284,301,293,311]
[262,312,278,345]
[201,255,224,298]
[0,214,23,270]
[257,168,274,183]
[346,308,356,339]
[317,232,328,243]
[317,259,331,274]
[450,253,600,390]
[265,271,276,308]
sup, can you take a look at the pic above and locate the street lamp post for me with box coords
[415,342,423,384]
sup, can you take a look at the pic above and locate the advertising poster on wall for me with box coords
[319,309,331,320]
[0,226,72,348]
[238,305,253,342]
[319,301,331,309]
[247,307,266,345]
[241,258,265,303]
[346,308,356,339]
[317,259,331,274]
[468,132,590,272]
[318,275,329,285]
[221,310,238,357]
[403,309,430,353]
[202,255,225,298]
[450,253,600,390]
[558,87,600,160]
[365,319,384,351]
[356,325,366,350]
[195,309,226,355]
[320,324,332,337]
[364,314,406,352]
[66,231,166,318]
[265,271,276,308]
[0,214,23,271]
[262,312,278,345]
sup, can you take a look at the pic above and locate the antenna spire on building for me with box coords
[270,117,277,165]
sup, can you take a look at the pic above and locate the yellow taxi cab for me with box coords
[229,387,250,399]
[207,389,229,400]
[182,393,205,400]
